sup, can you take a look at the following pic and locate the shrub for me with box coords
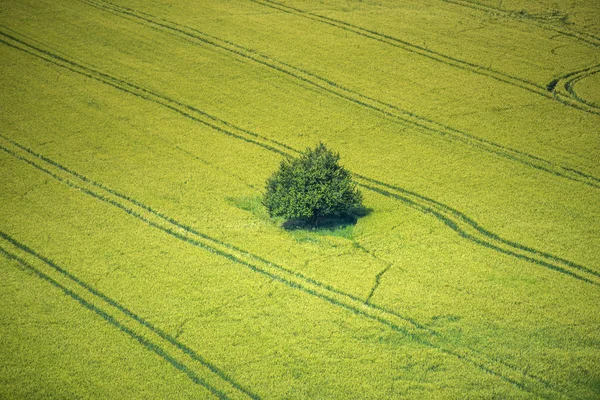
[263,143,363,226]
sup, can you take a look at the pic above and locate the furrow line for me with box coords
[1,31,596,286]
[76,0,600,189]
[365,264,392,305]
[0,233,258,400]
[0,135,566,399]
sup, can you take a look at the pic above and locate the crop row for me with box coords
[77,0,600,188]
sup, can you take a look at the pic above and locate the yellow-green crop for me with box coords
[1,0,599,398]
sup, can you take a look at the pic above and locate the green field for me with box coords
[1,0,599,398]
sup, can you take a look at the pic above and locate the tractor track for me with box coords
[548,64,600,113]
[1,31,598,286]
[247,0,600,117]
[439,0,600,48]
[0,233,259,400]
[0,31,291,158]
[440,0,600,115]
[355,174,600,286]
[0,135,570,399]
[247,0,544,94]
[0,5,596,397]
[438,0,600,114]
[75,0,600,189]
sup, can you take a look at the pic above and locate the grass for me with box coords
[1,0,599,398]
[227,195,358,240]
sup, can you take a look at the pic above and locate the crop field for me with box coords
[1,0,599,398]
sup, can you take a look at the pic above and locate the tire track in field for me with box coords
[548,64,600,112]
[440,0,600,116]
[247,0,600,117]
[248,0,543,94]
[0,30,293,158]
[2,29,598,288]
[0,233,260,400]
[0,136,568,400]
[355,175,600,286]
[73,0,600,189]
[439,0,600,48]
[1,31,597,285]
[0,18,592,400]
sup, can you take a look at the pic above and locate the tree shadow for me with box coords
[281,206,372,232]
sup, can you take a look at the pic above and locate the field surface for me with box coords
[1,0,599,398]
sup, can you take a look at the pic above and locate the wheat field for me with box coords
[1,0,599,398]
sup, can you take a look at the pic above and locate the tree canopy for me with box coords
[263,143,363,225]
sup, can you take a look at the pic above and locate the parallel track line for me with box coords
[1,31,597,286]
[0,233,260,399]
[439,0,600,48]
[549,64,600,112]
[0,136,568,399]
[248,0,600,116]
[75,0,600,188]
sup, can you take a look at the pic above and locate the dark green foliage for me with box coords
[263,143,363,225]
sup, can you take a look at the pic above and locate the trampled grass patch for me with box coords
[1,0,599,398]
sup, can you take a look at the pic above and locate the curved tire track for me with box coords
[548,64,600,113]
[76,0,600,189]
[356,175,600,286]
[0,135,570,400]
[1,30,597,286]
[247,0,600,117]
[0,233,259,400]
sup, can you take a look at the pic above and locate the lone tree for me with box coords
[263,143,363,226]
